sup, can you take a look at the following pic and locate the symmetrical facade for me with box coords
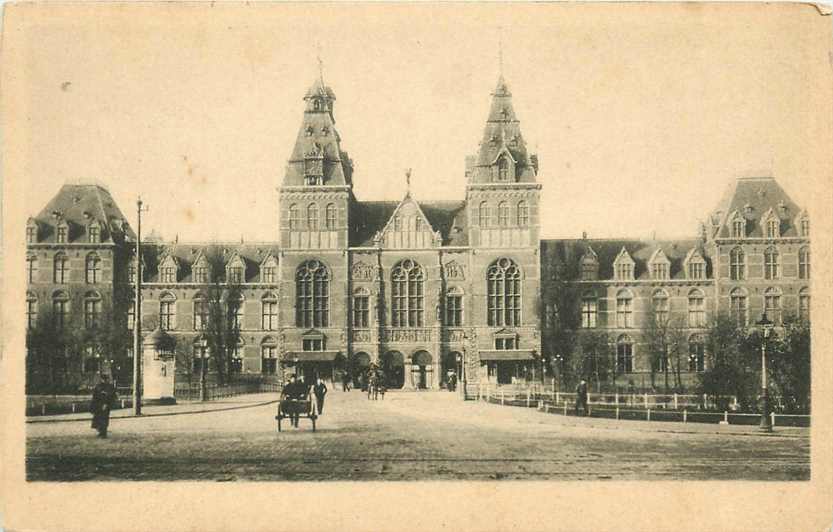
[26,74,811,391]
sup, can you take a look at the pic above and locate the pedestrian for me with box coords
[281,374,306,428]
[313,378,328,415]
[448,372,457,392]
[575,379,588,416]
[90,374,118,438]
[342,370,351,392]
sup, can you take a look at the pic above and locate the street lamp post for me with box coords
[132,197,148,416]
[755,313,774,432]
[554,353,563,394]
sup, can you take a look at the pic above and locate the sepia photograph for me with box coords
[3,2,832,531]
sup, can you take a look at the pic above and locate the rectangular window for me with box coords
[616,344,633,373]
[228,268,243,284]
[688,296,706,328]
[352,295,369,328]
[128,263,137,284]
[194,300,207,330]
[262,300,278,330]
[688,262,704,280]
[53,301,68,331]
[445,294,463,327]
[262,346,277,375]
[689,343,705,372]
[581,298,597,328]
[799,249,810,280]
[27,225,36,243]
[616,297,633,328]
[730,295,748,327]
[303,338,324,352]
[799,294,810,321]
[160,301,175,330]
[651,264,668,279]
[89,226,100,243]
[27,300,37,329]
[193,267,208,284]
[84,299,101,329]
[764,294,782,324]
[127,301,135,330]
[27,257,37,283]
[262,267,276,284]
[56,226,67,243]
[616,264,632,280]
[161,267,176,283]
[495,337,517,350]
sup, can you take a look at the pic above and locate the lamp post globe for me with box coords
[755,313,774,432]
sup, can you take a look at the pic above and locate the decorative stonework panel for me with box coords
[352,330,372,343]
[382,328,432,343]
[351,261,374,281]
[444,260,465,280]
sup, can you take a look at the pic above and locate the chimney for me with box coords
[581,231,587,240]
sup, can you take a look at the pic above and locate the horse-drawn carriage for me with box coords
[275,395,318,432]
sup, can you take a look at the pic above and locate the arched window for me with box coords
[498,202,510,226]
[799,247,810,280]
[352,288,370,328]
[764,247,780,280]
[479,202,491,228]
[616,289,633,328]
[616,334,634,373]
[85,253,102,284]
[391,259,424,327]
[688,289,706,328]
[652,289,669,325]
[288,204,300,231]
[581,291,597,328]
[799,287,810,321]
[261,292,278,331]
[517,201,529,226]
[325,203,337,230]
[27,254,38,284]
[84,291,102,330]
[487,258,522,327]
[729,247,745,281]
[764,287,782,324]
[52,290,69,331]
[296,260,329,328]
[688,335,705,372]
[193,293,207,330]
[159,292,176,331]
[730,288,748,327]
[26,291,38,329]
[261,337,278,375]
[445,286,463,327]
[307,203,319,231]
[53,253,69,284]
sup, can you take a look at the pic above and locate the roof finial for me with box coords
[405,168,412,194]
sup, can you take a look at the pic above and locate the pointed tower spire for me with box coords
[405,168,412,196]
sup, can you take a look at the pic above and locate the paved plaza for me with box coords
[26,391,810,481]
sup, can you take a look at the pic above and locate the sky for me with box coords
[16,3,824,242]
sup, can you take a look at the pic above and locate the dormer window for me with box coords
[261,256,277,283]
[160,266,177,283]
[613,248,635,281]
[88,223,101,244]
[731,217,745,238]
[766,219,779,239]
[193,265,209,283]
[313,99,322,111]
[801,217,809,237]
[497,157,510,182]
[651,263,668,280]
[56,222,68,243]
[688,261,705,280]
[26,222,37,244]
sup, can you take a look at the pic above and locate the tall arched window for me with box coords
[764,247,780,280]
[581,291,597,328]
[261,292,278,331]
[352,288,370,328]
[307,203,319,231]
[730,288,748,327]
[85,253,101,284]
[84,291,102,329]
[616,289,633,328]
[498,202,510,226]
[799,287,810,321]
[288,204,300,231]
[652,289,669,325]
[296,260,329,327]
[688,335,705,372]
[445,286,463,327]
[325,203,337,230]
[26,291,38,329]
[53,253,69,284]
[391,259,424,327]
[729,247,745,281]
[230,294,245,330]
[764,287,782,324]
[517,201,529,226]
[27,254,38,284]
[688,289,706,327]
[159,292,176,331]
[479,202,491,228]
[799,246,810,280]
[616,334,634,373]
[193,293,207,330]
[487,258,522,327]
[52,290,69,331]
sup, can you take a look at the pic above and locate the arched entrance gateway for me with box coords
[441,351,461,389]
[412,350,433,389]
[380,351,406,389]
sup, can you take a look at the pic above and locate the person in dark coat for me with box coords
[313,378,328,415]
[575,380,589,416]
[90,374,118,438]
[281,375,307,427]
[342,371,351,392]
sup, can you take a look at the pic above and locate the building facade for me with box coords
[25,75,811,391]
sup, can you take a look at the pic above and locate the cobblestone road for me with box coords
[27,390,809,481]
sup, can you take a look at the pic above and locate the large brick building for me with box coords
[25,75,811,391]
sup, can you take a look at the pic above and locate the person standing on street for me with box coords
[575,380,589,416]
[313,378,328,415]
[342,370,351,392]
[90,374,118,438]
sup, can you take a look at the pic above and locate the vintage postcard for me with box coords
[2,2,831,531]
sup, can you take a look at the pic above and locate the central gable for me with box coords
[376,196,440,249]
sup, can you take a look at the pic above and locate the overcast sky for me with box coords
[18,3,823,242]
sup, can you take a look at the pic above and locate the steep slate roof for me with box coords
[710,177,803,238]
[467,76,538,184]
[350,199,468,247]
[31,182,135,244]
[541,238,711,281]
[143,243,280,284]
[282,77,353,187]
